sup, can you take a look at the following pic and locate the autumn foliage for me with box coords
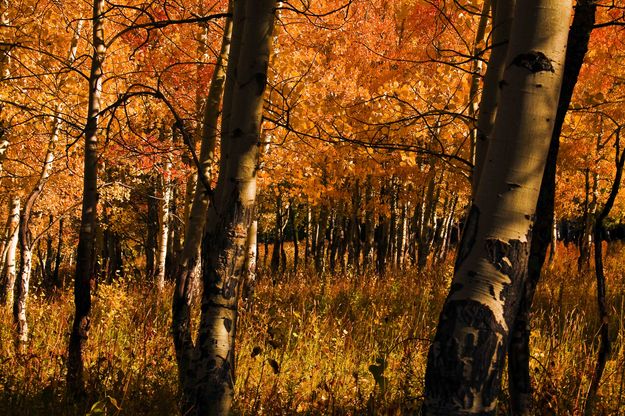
[0,0,625,414]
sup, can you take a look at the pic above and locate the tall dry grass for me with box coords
[0,242,624,415]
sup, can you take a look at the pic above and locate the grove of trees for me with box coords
[1,0,625,414]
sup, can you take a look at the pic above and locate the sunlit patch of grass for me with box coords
[1,242,625,414]
[0,281,178,415]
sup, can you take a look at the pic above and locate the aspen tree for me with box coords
[509,1,597,413]
[171,1,233,401]
[67,0,105,395]
[52,217,64,288]
[13,17,81,344]
[0,0,10,174]
[472,0,516,192]
[467,0,490,176]
[423,0,572,413]
[1,196,19,304]
[176,0,277,413]
[14,108,61,345]
[155,153,172,291]
[242,220,258,301]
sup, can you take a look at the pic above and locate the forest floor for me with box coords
[1,243,625,415]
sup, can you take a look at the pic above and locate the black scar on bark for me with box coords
[484,237,530,325]
[423,299,507,415]
[511,51,555,73]
[254,72,267,95]
[485,239,514,276]
[232,128,243,138]
[222,277,238,299]
[224,317,232,333]
[455,205,480,270]
[448,282,463,297]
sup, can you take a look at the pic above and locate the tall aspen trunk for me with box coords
[167,184,182,276]
[389,178,398,267]
[242,220,257,302]
[1,196,19,304]
[14,108,61,345]
[348,181,361,272]
[584,131,625,415]
[290,201,299,272]
[423,0,571,413]
[155,157,171,291]
[376,188,390,276]
[580,158,598,271]
[417,172,437,269]
[0,128,7,177]
[339,215,347,272]
[43,216,54,283]
[363,177,375,270]
[411,195,423,265]
[548,211,557,265]
[577,168,590,271]
[172,6,232,390]
[468,0,491,177]
[472,0,516,193]
[579,154,598,270]
[0,214,8,274]
[430,193,449,267]
[305,205,311,266]
[146,180,158,279]
[93,218,104,282]
[271,194,284,273]
[182,172,197,236]
[178,1,276,414]
[508,2,596,413]
[101,212,111,281]
[0,0,10,172]
[262,232,268,268]
[0,0,10,81]
[329,212,342,273]
[315,206,329,275]
[397,201,408,269]
[52,217,64,288]
[436,195,457,265]
[311,209,318,263]
[67,0,105,395]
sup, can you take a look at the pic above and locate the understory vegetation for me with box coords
[1,243,624,415]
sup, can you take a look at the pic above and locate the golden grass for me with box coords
[1,242,625,415]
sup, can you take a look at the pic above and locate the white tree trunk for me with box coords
[172,3,234,402]
[155,160,171,291]
[190,0,277,414]
[1,196,19,305]
[14,107,62,344]
[423,0,572,413]
[242,220,257,301]
[472,0,516,192]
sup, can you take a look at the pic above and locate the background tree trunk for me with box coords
[472,0,516,193]
[584,129,624,415]
[67,0,106,396]
[1,196,19,304]
[14,107,61,345]
[155,155,171,291]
